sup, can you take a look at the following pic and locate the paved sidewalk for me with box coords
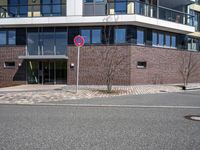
[0,84,184,104]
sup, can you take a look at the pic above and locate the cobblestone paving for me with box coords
[0,84,185,104]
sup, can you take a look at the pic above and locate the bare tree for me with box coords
[98,16,129,92]
[178,52,199,89]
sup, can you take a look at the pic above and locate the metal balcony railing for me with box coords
[83,0,194,26]
[0,3,66,18]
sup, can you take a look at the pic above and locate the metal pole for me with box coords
[76,46,80,93]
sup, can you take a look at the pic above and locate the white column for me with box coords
[67,0,83,16]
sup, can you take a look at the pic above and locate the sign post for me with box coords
[74,35,84,93]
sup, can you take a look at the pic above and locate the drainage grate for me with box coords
[184,115,200,121]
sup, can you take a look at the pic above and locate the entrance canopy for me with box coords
[18,55,68,60]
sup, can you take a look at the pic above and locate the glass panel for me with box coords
[115,28,126,43]
[8,31,16,45]
[42,0,51,16]
[19,0,28,16]
[27,32,39,55]
[137,29,144,45]
[158,33,164,46]
[165,34,170,47]
[52,0,61,16]
[152,32,157,46]
[115,0,127,14]
[56,61,67,84]
[42,32,55,55]
[92,29,101,44]
[49,62,55,83]
[81,29,90,44]
[27,61,39,84]
[43,61,50,84]
[56,32,67,55]
[171,35,176,48]
[0,31,7,45]
[8,0,18,17]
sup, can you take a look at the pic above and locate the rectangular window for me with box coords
[92,29,101,44]
[137,61,147,69]
[171,35,176,48]
[114,28,126,43]
[152,32,157,46]
[0,31,7,45]
[137,29,144,45]
[165,34,171,47]
[115,0,127,14]
[55,31,67,55]
[81,29,91,44]
[158,33,164,46]
[4,62,15,68]
[8,31,16,45]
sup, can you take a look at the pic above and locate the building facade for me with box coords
[0,0,199,86]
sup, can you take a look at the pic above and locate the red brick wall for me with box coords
[67,45,131,85]
[0,46,26,86]
[67,45,200,85]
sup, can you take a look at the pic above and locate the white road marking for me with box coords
[3,103,200,109]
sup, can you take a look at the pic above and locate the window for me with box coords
[42,0,62,16]
[8,31,16,45]
[137,61,147,69]
[55,30,67,55]
[115,28,126,43]
[8,0,28,17]
[81,28,102,44]
[115,0,127,14]
[171,35,176,48]
[188,37,200,51]
[92,29,101,44]
[0,31,7,45]
[165,34,171,47]
[152,31,177,48]
[81,29,91,44]
[137,29,144,45]
[0,30,16,46]
[152,31,157,46]
[4,62,15,68]
[158,33,164,46]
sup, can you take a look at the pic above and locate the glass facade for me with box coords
[137,29,144,45]
[81,28,102,44]
[27,28,67,56]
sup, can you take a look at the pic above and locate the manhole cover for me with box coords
[184,115,200,121]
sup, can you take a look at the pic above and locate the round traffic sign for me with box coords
[74,35,85,47]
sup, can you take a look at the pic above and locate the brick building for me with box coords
[0,0,199,86]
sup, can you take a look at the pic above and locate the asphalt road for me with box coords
[0,91,200,150]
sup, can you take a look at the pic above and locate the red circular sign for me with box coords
[74,35,85,47]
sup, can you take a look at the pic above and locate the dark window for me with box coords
[114,28,126,43]
[68,27,79,45]
[16,28,26,45]
[8,0,28,17]
[55,30,67,55]
[27,28,39,55]
[137,61,147,69]
[84,0,93,2]
[4,62,15,68]
[137,29,144,45]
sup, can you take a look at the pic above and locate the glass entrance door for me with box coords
[27,60,67,84]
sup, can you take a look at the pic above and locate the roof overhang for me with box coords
[160,0,195,8]
[18,55,68,60]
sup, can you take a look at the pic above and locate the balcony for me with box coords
[83,0,194,26]
[0,1,66,18]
